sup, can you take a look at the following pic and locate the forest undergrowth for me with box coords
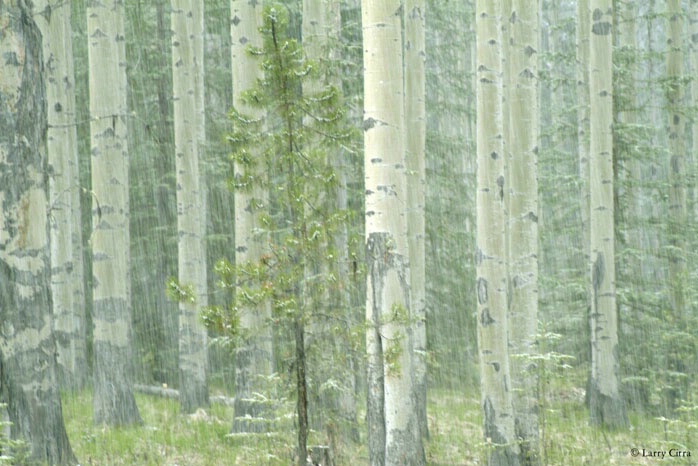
[54,370,696,466]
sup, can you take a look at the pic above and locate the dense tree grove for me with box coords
[1,1,697,465]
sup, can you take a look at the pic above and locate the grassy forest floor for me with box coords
[60,373,697,465]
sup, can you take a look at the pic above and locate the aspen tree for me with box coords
[0,2,77,462]
[363,1,425,464]
[506,0,540,463]
[35,0,88,391]
[171,0,209,413]
[230,0,273,433]
[475,0,520,463]
[588,0,627,429]
[87,0,142,426]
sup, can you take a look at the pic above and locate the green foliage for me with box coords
[383,331,405,377]
[56,379,698,466]
[165,277,196,304]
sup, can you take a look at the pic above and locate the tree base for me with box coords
[588,380,628,429]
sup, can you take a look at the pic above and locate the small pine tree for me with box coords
[202,4,357,463]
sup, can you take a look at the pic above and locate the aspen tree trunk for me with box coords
[363,1,425,465]
[662,0,689,414]
[87,0,142,426]
[0,2,77,463]
[666,0,686,320]
[506,0,539,463]
[404,0,428,443]
[588,1,627,429]
[230,0,273,433]
[35,0,88,392]
[172,0,209,413]
[475,0,520,464]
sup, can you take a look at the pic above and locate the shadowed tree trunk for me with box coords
[577,0,590,263]
[302,0,358,442]
[404,0,429,443]
[665,0,687,320]
[692,0,698,218]
[0,2,77,463]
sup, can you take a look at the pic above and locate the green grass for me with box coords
[62,391,295,466]
[60,382,697,466]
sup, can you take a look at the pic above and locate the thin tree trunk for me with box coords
[0,2,77,463]
[475,0,520,464]
[577,0,590,270]
[666,0,687,320]
[363,1,425,464]
[691,0,698,218]
[688,0,698,218]
[171,0,209,413]
[588,0,627,429]
[36,0,88,392]
[295,318,309,466]
[404,0,428,443]
[506,0,540,463]
[230,0,273,434]
[87,0,142,426]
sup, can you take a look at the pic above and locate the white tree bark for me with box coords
[506,0,540,463]
[171,0,209,413]
[87,0,142,426]
[363,1,425,464]
[588,0,627,429]
[475,0,520,464]
[230,0,273,433]
[35,0,88,392]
